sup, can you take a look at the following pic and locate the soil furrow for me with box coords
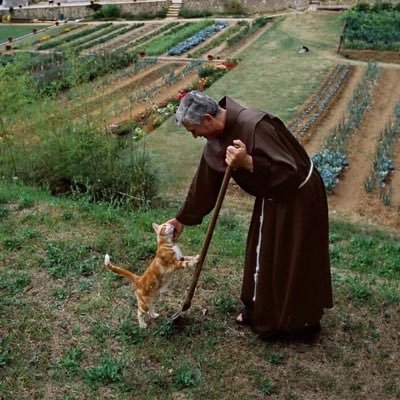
[328,68,400,227]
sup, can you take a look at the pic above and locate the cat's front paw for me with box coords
[189,255,200,266]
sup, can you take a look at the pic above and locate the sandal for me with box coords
[235,308,251,326]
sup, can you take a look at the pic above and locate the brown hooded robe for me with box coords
[176,97,333,337]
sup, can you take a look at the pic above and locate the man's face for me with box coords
[182,115,219,139]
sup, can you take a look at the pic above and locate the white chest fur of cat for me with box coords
[104,223,199,328]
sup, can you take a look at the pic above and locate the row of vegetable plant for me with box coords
[167,21,229,56]
[133,20,214,56]
[189,23,242,58]
[364,102,400,202]
[288,64,352,143]
[115,22,179,53]
[33,51,139,96]
[342,2,400,51]
[37,23,113,50]
[55,23,130,53]
[75,23,144,54]
[226,16,271,47]
[12,24,81,50]
[312,62,379,192]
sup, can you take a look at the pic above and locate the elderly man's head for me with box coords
[175,91,225,139]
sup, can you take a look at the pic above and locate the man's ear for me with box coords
[203,114,214,125]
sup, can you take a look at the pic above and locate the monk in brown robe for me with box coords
[166,91,333,339]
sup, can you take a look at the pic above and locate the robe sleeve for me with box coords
[233,119,302,199]
[175,152,224,226]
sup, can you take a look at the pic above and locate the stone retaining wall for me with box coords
[0,0,169,20]
[181,0,295,13]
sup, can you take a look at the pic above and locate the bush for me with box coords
[92,4,120,18]
[222,0,246,15]
[1,121,159,207]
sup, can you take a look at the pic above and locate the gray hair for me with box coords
[175,90,219,125]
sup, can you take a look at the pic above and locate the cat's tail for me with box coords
[104,254,139,285]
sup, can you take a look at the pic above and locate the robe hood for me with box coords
[203,96,269,172]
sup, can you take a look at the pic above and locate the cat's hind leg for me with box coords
[136,295,148,328]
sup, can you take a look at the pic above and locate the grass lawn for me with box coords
[0,25,49,43]
[0,180,399,399]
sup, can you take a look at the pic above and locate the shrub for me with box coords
[222,0,246,15]
[1,121,159,207]
[91,4,120,19]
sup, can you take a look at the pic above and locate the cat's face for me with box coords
[152,223,174,239]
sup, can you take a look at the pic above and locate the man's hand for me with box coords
[226,139,253,172]
[165,218,184,241]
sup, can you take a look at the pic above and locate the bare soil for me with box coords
[340,49,400,64]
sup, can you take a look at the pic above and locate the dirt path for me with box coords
[328,68,400,228]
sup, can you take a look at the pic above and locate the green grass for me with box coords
[0,180,399,399]
[0,25,48,43]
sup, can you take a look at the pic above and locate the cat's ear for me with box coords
[152,223,159,232]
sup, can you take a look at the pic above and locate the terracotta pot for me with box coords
[207,54,214,61]
[139,51,145,57]
[5,44,12,51]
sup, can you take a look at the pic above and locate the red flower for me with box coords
[176,91,188,100]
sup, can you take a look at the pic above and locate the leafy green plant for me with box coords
[268,352,286,365]
[56,347,84,376]
[84,355,123,388]
[116,317,145,345]
[214,292,237,314]
[173,363,203,389]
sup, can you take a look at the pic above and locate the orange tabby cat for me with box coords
[104,223,199,328]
